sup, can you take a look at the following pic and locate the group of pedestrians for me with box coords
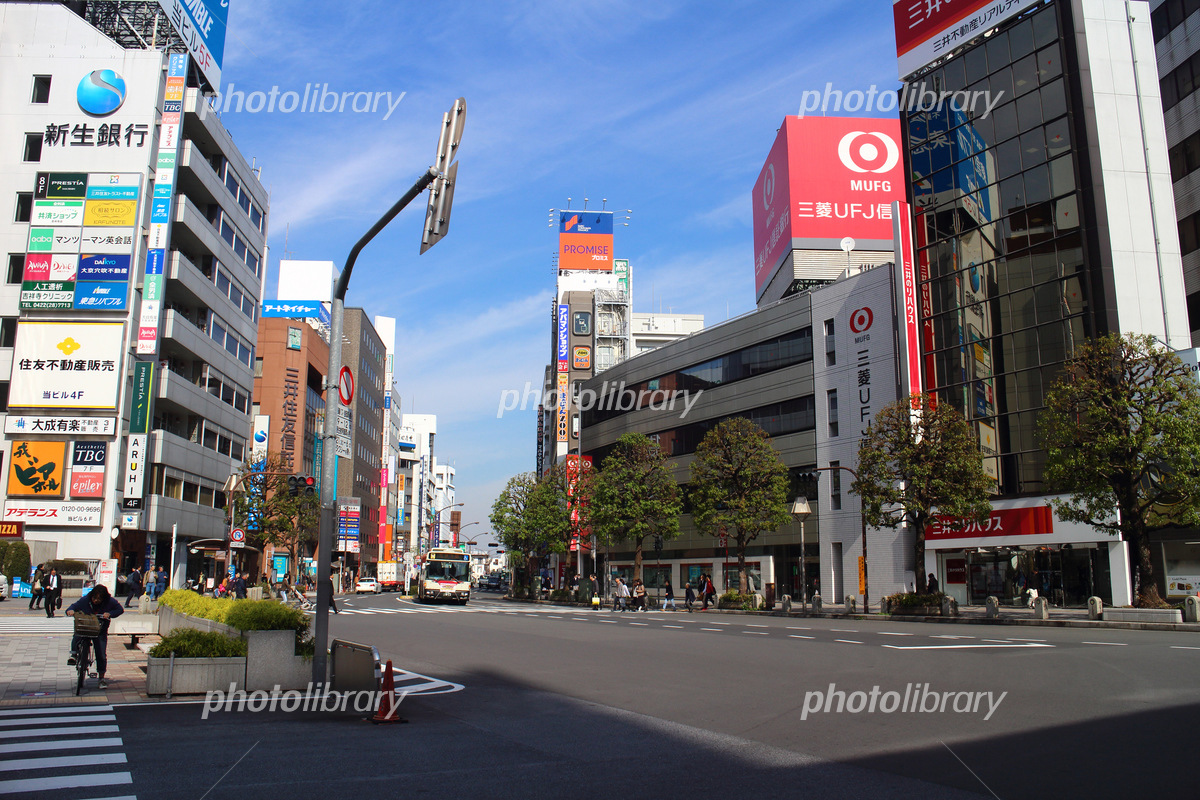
[121,565,168,607]
[608,575,718,612]
[26,564,62,617]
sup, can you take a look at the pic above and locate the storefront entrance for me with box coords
[954,546,1111,607]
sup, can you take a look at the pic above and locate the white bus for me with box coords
[417,548,472,604]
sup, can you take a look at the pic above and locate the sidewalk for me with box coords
[0,602,158,707]
[502,596,1200,632]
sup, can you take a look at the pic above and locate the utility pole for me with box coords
[312,98,465,685]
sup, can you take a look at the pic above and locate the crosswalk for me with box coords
[0,616,74,636]
[0,704,135,798]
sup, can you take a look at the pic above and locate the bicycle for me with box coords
[72,613,101,696]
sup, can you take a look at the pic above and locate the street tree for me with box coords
[490,472,558,592]
[853,394,992,594]
[690,418,790,594]
[231,453,319,581]
[1040,333,1200,607]
[587,433,682,584]
[527,463,573,571]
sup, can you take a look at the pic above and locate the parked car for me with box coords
[0,574,8,600]
[355,577,381,594]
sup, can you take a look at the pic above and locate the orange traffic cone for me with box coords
[372,660,406,724]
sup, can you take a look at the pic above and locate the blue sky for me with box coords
[216,0,904,540]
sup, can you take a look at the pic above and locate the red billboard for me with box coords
[753,117,905,296]
[558,211,613,271]
[926,506,1054,541]
[893,0,1035,79]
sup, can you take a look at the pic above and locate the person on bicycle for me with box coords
[65,584,123,689]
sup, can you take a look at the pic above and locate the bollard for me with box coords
[1033,596,1050,620]
[781,595,792,614]
[941,596,959,617]
[812,594,823,613]
[844,595,856,614]
[985,596,1000,618]
[1088,596,1104,620]
[1184,595,1200,623]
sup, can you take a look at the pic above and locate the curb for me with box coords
[497,596,1200,632]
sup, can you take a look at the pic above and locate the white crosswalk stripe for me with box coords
[0,704,135,797]
[0,617,74,636]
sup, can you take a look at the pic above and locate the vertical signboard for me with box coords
[892,201,921,400]
[557,373,569,443]
[70,442,107,498]
[158,0,228,91]
[557,304,570,372]
[138,53,188,356]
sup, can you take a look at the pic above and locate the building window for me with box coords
[1153,0,1200,43]
[22,133,42,163]
[827,389,839,438]
[7,255,23,285]
[31,75,51,103]
[0,318,16,349]
[824,319,836,366]
[0,381,9,412]
[14,193,32,223]
[830,461,842,511]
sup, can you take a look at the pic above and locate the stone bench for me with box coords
[1103,608,1183,624]
[111,614,158,647]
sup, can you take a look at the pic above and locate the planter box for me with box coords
[1103,608,1183,623]
[156,604,239,637]
[889,606,941,616]
[245,629,311,691]
[147,656,246,696]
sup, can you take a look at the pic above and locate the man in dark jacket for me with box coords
[66,585,123,689]
[42,568,62,618]
[124,567,143,608]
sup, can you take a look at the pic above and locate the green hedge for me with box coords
[149,628,247,659]
[718,590,757,610]
[157,589,237,623]
[157,589,312,655]
[884,592,944,609]
[2,542,30,586]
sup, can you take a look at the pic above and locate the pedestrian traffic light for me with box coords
[302,475,316,496]
[288,475,302,497]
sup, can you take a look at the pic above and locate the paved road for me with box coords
[1,592,1194,798]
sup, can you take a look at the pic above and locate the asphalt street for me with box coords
[1,591,1196,799]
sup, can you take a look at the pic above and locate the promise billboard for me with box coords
[558,211,613,271]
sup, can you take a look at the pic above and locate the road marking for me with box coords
[599,620,617,624]
[0,706,112,718]
[0,725,119,740]
[786,626,810,630]
[0,752,126,772]
[700,628,722,632]
[1007,637,1046,642]
[572,618,589,621]
[707,622,731,625]
[742,631,768,635]
[835,639,863,644]
[389,666,464,696]
[548,615,562,619]
[629,622,648,626]
[663,625,683,629]
[0,715,114,728]
[1081,641,1127,646]
[883,642,1055,650]
[1170,645,1200,650]
[0,738,122,754]
[831,628,857,633]
[982,639,1011,643]
[746,624,768,628]
[0,771,132,794]
[878,632,913,636]
[931,635,974,639]
[789,635,814,639]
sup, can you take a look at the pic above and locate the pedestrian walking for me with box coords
[614,577,630,611]
[633,579,647,611]
[662,579,677,611]
[588,573,599,600]
[155,566,167,598]
[28,564,45,610]
[684,582,696,612]
[927,573,939,594]
[232,572,247,599]
[701,574,716,610]
[43,568,61,618]
[327,574,339,613]
[123,567,143,608]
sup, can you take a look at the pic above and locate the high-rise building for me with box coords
[339,308,385,578]
[896,0,1188,603]
[630,312,705,355]
[0,2,261,586]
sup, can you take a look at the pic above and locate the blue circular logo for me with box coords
[969,263,981,293]
[253,430,268,445]
[77,69,127,115]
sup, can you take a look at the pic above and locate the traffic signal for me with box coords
[653,534,664,554]
[302,475,316,496]
[288,475,301,497]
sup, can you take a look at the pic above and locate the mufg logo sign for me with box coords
[77,70,127,116]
